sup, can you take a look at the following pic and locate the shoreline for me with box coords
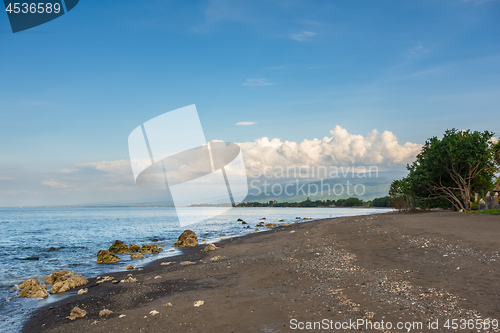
[22,211,500,333]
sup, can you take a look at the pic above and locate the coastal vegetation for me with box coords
[236,196,392,208]
[389,129,499,211]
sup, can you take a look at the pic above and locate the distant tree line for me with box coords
[236,196,392,208]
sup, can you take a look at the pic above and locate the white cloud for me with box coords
[236,122,256,126]
[290,31,316,42]
[42,180,75,189]
[238,125,422,175]
[242,78,276,86]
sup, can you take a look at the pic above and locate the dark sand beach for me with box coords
[22,211,500,332]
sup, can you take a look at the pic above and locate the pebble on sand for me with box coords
[162,302,173,307]
[77,288,88,295]
[99,309,113,317]
[67,307,86,320]
[193,300,205,307]
[149,310,159,316]
[180,261,196,265]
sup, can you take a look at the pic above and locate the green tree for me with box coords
[391,129,496,211]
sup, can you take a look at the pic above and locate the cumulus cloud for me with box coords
[242,78,276,86]
[290,31,316,41]
[42,180,76,190]
[236,122,256,126]
[238,125,421,175]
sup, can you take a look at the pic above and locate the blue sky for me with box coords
[0,0,499,206]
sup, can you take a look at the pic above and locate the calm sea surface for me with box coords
[0,206,392,332]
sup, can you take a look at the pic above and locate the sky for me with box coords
[0,0,499,206]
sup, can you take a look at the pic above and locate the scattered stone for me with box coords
[18,256,39,260]
[193,300,204,307]
[49,247,56,251]
[290,230,296,233]
[131,253,146,259]
[218,234,226,237]
[256,223,264,227]
[126,265,134,270]
[97,250,121,263]
[241,221,247,224]
[160,262,173,266]
[151,238,159,242]
[282,222,292,227]
[77,288,88,295]
[99,309,113,317]
[67,307,86,320]
[49,274,88,294]
[150,310,159,316]
[295,217,301,219]
[140,244,160,253]
[154,275,162,279]
[203,244,218,251]
[120,277,137,283]
[180,261,196,266]
[265,223,278,228]
[244,226,250,229]
[163,302,173,307]
[210,255,225,262]
[119,314,126,318]
[42,270,74,284]
[97,276,114,283]
[173,230,198,247]
[279,219,285,222]
[17,277,48,298]
[109,240,130,253]
[261,217,266,220]
[129,244,140,252]
[237,218,243,221]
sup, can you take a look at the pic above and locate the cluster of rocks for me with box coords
[17,269,88,298]
[97,240,163,263]
[173,230,198,247]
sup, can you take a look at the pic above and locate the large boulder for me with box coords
[109,240,130,253]
[42,270,74,284]
[17,277,48,298]
[97,250,121,263]
[140,244,160,253]
[173,230,198,247]
[49,274,88,294]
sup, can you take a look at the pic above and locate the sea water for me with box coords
[0,206,391,332]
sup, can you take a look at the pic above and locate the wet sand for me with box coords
[22,211,500,332]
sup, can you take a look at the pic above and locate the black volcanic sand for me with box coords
[22,211,500,333]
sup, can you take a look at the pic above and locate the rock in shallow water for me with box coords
[130,253,145,259]
[173,230,198,247]
[17,277,48,298]
[129,244,140,252]
[109,240,130,253]
[49,274,88,294]
[140,244,160,253]
[96,250,121,263]
[203,244,218,251]
[42,270,74,284]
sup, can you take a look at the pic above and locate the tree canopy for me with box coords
[390,129,497,211]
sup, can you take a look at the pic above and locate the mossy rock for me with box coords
[97,250,121,263]
[140,244,160,253]
[129,244,140,252]
[109,240,130,253]
[173,230,198,247]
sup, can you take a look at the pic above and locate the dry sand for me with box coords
[22,211,500,332]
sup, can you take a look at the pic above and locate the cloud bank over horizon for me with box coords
[0,126,422,206]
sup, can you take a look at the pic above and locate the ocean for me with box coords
[0,206,392,332]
